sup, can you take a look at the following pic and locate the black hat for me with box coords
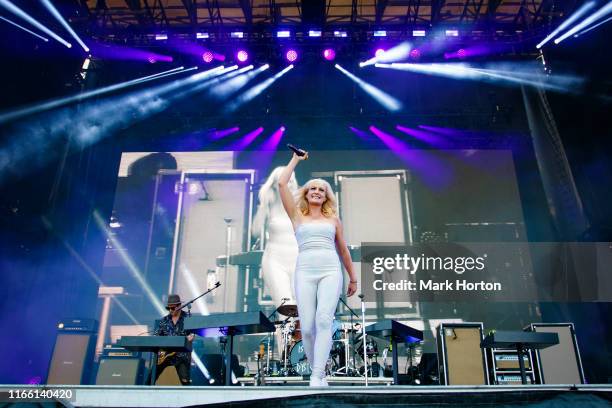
[166,294,182,310]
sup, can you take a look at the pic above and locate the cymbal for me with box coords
[277,304,299,317]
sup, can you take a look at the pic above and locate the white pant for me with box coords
[294,269,342,379]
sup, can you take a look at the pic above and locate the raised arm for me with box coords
[278,153,306,223]
[334,217,358,297]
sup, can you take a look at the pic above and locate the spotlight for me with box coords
[285,49,298,63]
[280,126,286,131]
[536,1,596,48]
[40,0,89,51]
[409,49,421,60]
[0,0,71,48]
[277,30,291,38]
[373,30,387,37]
[236,50,249,63]
[323,48,336,61]
[375,48,386,58]
[202,51,214,63]
[231,31,244,38]
[308,30,322,37]
[554,2,612,44]
[0,16,48,42]
[412,30,426,37]
[148,56,157,64]
[154,33,168,40]
[196,32,209,39]
[334,31,347,38]
[445,29,459,37]
[457,49,467,59]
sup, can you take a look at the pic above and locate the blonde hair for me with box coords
[295,178,338,217]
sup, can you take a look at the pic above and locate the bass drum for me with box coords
[289,340,311,376]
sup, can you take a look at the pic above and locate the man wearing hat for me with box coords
[148,294,195,385]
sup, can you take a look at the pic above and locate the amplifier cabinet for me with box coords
[437,323,489,385]
[95,358,143,385]
[47,333,96,385]
[525,323,585,384]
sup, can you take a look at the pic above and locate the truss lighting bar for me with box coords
[231,31,244,38]
[277,30,291,38]
[155,33,168,40]
[445,29,459,37]
[373,30,387,37]
[412,30,426,37]
[334,30,348,37]
[196,32,209,39]
[308,30,322,37]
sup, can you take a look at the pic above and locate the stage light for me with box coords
[0,15,48,42]
[82,57,91,70]
[154,33,168,40]
[236,50,249,63]
[207,65,270,99]
[0,0,71,48]
[374,30,387,37]
[277,30,291,38]
[40,0,89,52]
[412,30,426,37]
[280,126,286,131]
[457,48,467,59]
[536,1,596,48]
[228,127,265,150]
[148,56,156,64]
[323,48,336,61]
[334,30,347,37]
[409,49,421,60]
[445,29,459,37]
[231,31,244,38]
[309,30,322,37]
[285,49,298,62]
[376,62,584,93]
[196,32,209,39]
[225,65,294,112]
[360,42,411,67]
[554,1,612,44]
[335,64,402,111]
[574,15,612,37]
[202,51,214,63]
[0,66,194,123]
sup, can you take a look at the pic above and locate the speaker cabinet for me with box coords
[47,333,96,385]
[95,358,143,385]
[526,323,585,384]
[437,323,489,385]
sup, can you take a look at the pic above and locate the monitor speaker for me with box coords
[437,323,489,385]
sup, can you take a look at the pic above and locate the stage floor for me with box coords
[1,384,611,408]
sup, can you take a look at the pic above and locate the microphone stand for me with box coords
[179,282,222,316]
[358,294,368,386]
[338,297,359,375]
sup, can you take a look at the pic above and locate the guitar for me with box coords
[157,350,177,365]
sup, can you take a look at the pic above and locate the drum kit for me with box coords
[259,303,382,377]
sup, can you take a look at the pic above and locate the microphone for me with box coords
[287,143,307,157]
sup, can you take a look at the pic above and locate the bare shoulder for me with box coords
[331,215,342,228]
